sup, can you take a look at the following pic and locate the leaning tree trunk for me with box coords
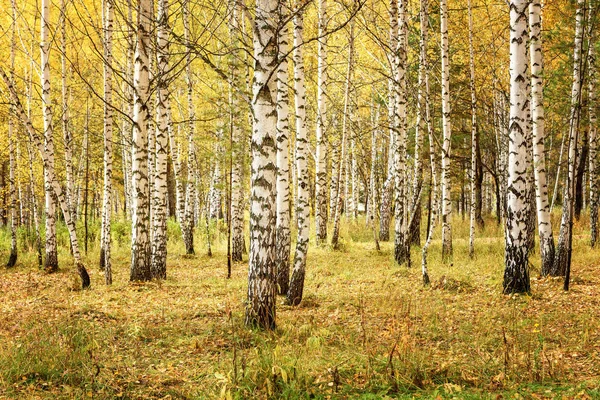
[130,0,152,282]
[529,0,555,275]
[150,0,170,280]
[553,0,584,278]
[1,66,90,288]
[589,0,599,248]
[440,0,453,262]
[100,0,114,284]
[275,3,292,295]
[503,0,532,294]
[288,9,310,307]
[394,0,409,266]
[60,0,75,220]
[245,0,278,329]
[40,0,58,273]
[315,0,329,244]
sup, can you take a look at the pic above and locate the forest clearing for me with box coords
[1,215,599,398]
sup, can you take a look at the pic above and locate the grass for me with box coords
[0,212,599,399]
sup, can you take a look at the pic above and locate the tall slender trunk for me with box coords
[315,0,329,244]
[553,0,585,278]
[100,0,114,284]
[151,0,170,280]
[394,0,409,265]
[288,9,309,307]
[40,0,58,273]
[275,2,292,294]
[182,0,195,255]
[245,0,278,329]
[130,0,152,281]
[379,0,398,242]
[230,0,245,262]
[60,0,74,221]
[7,0,18,268]
[504,0,532,294]
[529,0,555,275]
[589,0,599,248]
[468,0,477,258]
[440,0,453,262]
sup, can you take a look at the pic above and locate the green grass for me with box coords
[0,212,599,399]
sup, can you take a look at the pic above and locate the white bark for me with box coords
[246,0,279,328]
[288,9,309,307]
[151,0,170,279]
[276,3,292,294]
[130,0,152,281]
[315,0,329,244]
[589,0,599,248]
[440,0,453,261]
[468,0,477,258]
[553,0,585,278]
[394,0,409,265]
[503,0,532,294]
[529,0,555,274]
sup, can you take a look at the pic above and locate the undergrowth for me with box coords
[0,212,599,399]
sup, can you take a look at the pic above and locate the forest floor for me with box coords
[1,215,600,399]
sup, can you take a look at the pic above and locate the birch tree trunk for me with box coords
[130,0,152,281]
[468,0,477,258]
[440,0,453,262]
[379,0,398,242]
[246,0,278,328]
[315,0,329,244]
[529,0,555,275]
[275,3,292,294]
[100,0,114,284]
[553,0,584,278]
[230,0,245,262]
[60,0,74,220]
[394,0,409,266]
[503,0,531,294]
[182,0,195,255]
[589,0,599,248]
[40,0,59,273]
[7,0,18,268]
[151,0,170,280]
[288,9,310,307]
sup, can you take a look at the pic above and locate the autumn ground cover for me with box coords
[1,214,599,399]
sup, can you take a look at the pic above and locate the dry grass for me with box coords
[0,214,599,399]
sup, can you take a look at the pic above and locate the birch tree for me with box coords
[440,0,453,261]
[100,0,114,284]
[246,0,279,329]
[529,0,555,275]
[6,0,18,268]
[553,0,584,279]
[275,2,292,294]
[589,0,599,248]
[468,0,477,258]
[130,0,152,281]
[503,0,532,294]
[315,0,329,244]
[40,0,59,273]
[151,0,170,279]
[394,0,409,266]
[288,9,310,306]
